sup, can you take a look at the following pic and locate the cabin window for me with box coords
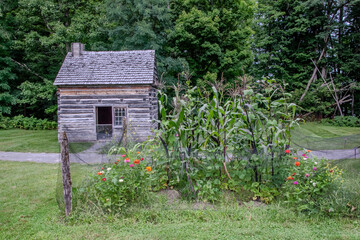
[114,107,126,127]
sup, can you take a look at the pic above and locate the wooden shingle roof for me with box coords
[54,49,156,86]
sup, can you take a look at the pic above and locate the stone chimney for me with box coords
[71,42,85,57]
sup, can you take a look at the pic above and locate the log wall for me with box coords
[57,85,158,142]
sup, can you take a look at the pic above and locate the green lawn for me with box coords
[291,122,360,150]
[0,129,93,153]
[0,160,359,240]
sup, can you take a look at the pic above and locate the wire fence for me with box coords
[55,131,360,215]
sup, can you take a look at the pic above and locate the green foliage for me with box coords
[0,115,57,130]
[251,0,360,116]
[169,0,255,83]
[153,79,299,202]
[321,116,360,127]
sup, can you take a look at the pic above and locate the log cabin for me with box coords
[54,43,158,142]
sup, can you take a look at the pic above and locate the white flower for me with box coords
[314,162,318,165]
[107,168,112,171]
[100,171,104,174]
[310,180,313,183]
[303,157,308,160]
[119,179,124,183]
[313,182,317,187]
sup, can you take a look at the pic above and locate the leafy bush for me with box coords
[0,115,57,130]
[321,116,360,127]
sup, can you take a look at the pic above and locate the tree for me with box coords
[251,0,360,117]
[106,0,186,84]
[0,0,17,115]
[168,0,255,85]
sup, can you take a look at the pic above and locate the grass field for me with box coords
[0,129,93,153]
[291,122,360,150]
[0,160,359,240]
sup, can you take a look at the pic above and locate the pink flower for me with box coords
[130,164,134,167]
[122,154,126,157]
[302,154,307,157]
[293,181,298,185]
[124,158,130,163]
[102,178,106,181]
[313,167,317,171]
[140,157,144,161]
[305,173,310,177]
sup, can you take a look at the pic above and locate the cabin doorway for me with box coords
[96,107,112,140]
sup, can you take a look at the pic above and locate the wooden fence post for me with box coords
[60,131,72,216]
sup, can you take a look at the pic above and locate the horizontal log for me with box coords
[60,94,149,100]
[59,109,94,114]
[60,105,93,109]
[60,114,94,118]
[128,104,151,108]
[128,109,151,113]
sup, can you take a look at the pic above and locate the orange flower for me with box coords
[295,161,300,167]
[293,157,298,160]
[307,150,311,153]
[136,151,140,154]
[146,166,151,172]
[101,167,104,170]
[287,176,294,180]
[134,159,140,164]
[97,172,102,175]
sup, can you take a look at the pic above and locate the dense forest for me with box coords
[0,0,359,120]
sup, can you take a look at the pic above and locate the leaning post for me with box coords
[60,131,72,216]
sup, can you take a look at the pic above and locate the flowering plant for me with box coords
[84,148,154,213]
[282,151,343,213]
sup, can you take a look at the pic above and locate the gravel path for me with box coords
[0,145,359,164]
[0,142,112,164]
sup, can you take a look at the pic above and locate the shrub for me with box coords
[0,115,57,130]
[321,116,360,127]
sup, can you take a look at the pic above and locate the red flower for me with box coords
[115,162,118,164]
[101,167,104,170]
[285,149,290,154]
[329,169,333,173]
[140,157,144,161]
[292,173,296,176]
[295,161,300,167]
[134,159,140,164]
[102,178,106,181]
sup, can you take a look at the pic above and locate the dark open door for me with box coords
[96,107,112,139]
